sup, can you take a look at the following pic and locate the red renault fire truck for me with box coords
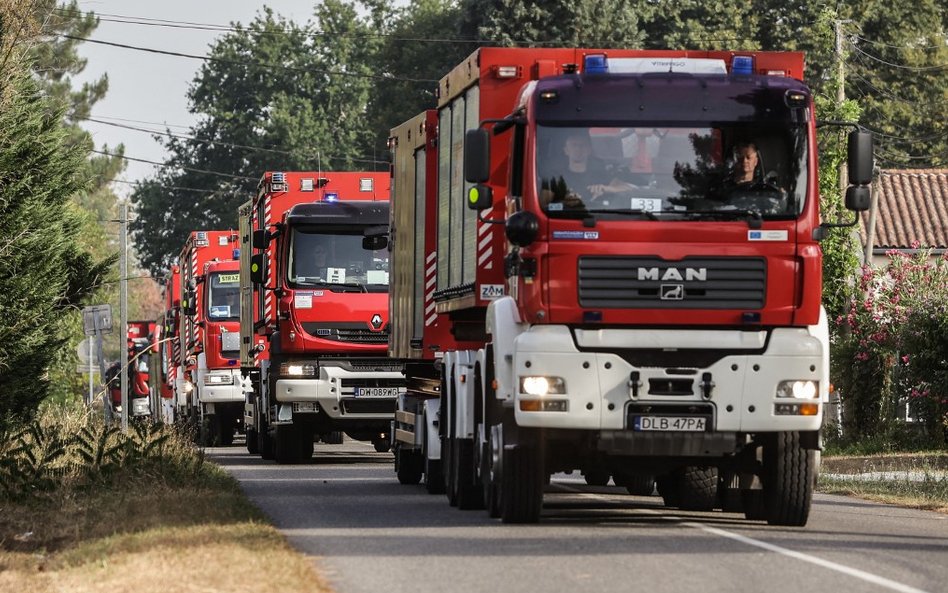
[240,172,405,464]
[388,48,872,524]
[178,231,243,445]
[150,265,181,424]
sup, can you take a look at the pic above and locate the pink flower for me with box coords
[856,351,869,361]
[902,355,910,364]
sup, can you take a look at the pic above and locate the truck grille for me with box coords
[301,322,388,344]
[342,399,397,414]
[578,256,766,309]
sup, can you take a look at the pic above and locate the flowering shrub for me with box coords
[834,247,948,445]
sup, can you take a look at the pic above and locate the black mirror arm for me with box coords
[820,213,860,229]
[478,210,505,226]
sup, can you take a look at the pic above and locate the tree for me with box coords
[131,2,391,277]
[459,0,648,48]
[0,61,112,422]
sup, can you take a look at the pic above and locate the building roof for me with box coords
[861,169,948,251]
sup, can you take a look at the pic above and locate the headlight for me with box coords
[520,376,566,396]
[204,373,234,385]
[183,381,194,393]
[280,362,316,377]
[776,380,818,399]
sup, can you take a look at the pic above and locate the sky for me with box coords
[75,1,318,194]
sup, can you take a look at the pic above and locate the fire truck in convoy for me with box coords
[388,48,872,524]
[106,320,156,421]
[178,231,243,445]
[239,171,405,464]
[150,264,181,424]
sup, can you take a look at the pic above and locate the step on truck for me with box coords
[388,48,872,524]
[178,231,244,445]
[239,171,406,464]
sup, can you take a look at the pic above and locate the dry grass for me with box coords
[819,453,948,515]
[0,406,332,593]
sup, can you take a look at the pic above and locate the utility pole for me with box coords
[120,201,129,432]
[836,19,848,199]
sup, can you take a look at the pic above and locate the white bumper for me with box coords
[511,316,828,433]
[275,364,404,420]
[195,367,243,404]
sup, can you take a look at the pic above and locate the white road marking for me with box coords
[556,485,931,593]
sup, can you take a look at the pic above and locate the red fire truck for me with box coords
[105,320,156,421]
[388,48,872,524]
[178,231,243,445]
[150,265,181,424]
[240,171,405,464]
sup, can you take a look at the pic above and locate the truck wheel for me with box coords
[656,473,681,508]
[614,472,655,496]
[678,466,718,511]
[482,438,501,518]
[424,456,445,494]
[444,433,458,507]
[396,447,424,485]
[373,439,391,453]
[454,438,485,510]
[246,428,259,454]
[259,424,274,460]
[299,431,314,461]
[323,431,344,445]
[274,425,301,464]
[219,416,234,447]
[500,444,544,524]
[763,431,814,526]
[583,469,611,487]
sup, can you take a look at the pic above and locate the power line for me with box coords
[83,113,194,130]
[847,38,947,72]
[110,179,227,194]
[849,33,947,52]
[91,149,257,181]
[59,34,440,83]
[82,116,390,166]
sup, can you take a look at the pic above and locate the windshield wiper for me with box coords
[584,208,661,221]
[679,209,763,229]
[295,280,367,293]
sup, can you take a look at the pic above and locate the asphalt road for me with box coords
[211,442,948,593]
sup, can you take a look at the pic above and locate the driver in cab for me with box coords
[556,131,634,203]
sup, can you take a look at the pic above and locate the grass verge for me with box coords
[819,452,948,514]
[0,407,330,593]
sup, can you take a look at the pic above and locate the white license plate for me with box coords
[355,387,399,397]
[630,197,662,212]
[633,416,707,431]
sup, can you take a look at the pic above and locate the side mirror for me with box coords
[466,184,493,211]
[845,185,871,212]
[505,211,539,247]
[250,253,268,286]
[363,235,389,251]
[464,128,490,183]
[182,290,196,317]
[252,229,269,249]
[847,130,873,186]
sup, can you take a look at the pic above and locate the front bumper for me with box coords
[275,364,404,420]
[512,322,827,433]
[196,368,243,404]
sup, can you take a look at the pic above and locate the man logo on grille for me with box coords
[370,314,383,329]
[661,284,684,300]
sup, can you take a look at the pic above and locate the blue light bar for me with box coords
[583,54,609,74]
[232,248,240,260]
[324,192,339,202]
[731,56,754,75]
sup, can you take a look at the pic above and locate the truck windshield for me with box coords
[535,124,807,221]
[207,272,240,320]
[287,228,390,292]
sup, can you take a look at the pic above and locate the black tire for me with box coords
[219,416,235,447]
[299,431,314,461]
[396,447,424,485]
[583,470,611,487]
[454,439,485,510]
[500,445,544,524]
[246,428,259,454]
[678,466,718,511]
[618,473,656,496]
[763,431,814,526]
[259,424,274,460]
[424,456,445,494]
[444,434,458,507]
[482,441,501,518]
[274,424,302,464]
[374,439,391,453]
[656,473,681,508]
[323,431,344,445]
